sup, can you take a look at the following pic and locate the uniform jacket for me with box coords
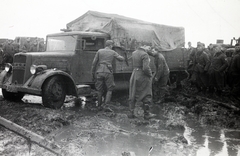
[132,48,152,77]
[30,45,38,52]
[91,47,124,74]
[3,44,14,57]
[23,42,31,52]
[230,52,240,75]
[208,52,228,73]
[154,52,169,79]
[205,48,215,61]
[188,48,196,63]
[194,51,211,73]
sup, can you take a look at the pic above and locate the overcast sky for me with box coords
[1,0,239,47]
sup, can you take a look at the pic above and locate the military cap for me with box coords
[197,42,204,47]
[105,40,114,46]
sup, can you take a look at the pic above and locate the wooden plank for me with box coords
[0,116,62,155]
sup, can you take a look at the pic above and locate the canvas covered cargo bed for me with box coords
[66,11,185,51]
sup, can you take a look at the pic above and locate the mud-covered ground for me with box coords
[0,80,240,156]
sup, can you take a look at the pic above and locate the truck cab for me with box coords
[0,31,118,109]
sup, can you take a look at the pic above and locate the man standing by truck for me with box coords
[186,42,196,80]
[148,48,170,103]
[193,42,211,93]
[91,40,124,107]
[128,45,156,119]
[208,45,228,95]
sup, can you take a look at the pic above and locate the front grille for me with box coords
[12,55,27,85]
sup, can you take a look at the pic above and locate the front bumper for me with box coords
[0,84,41,95]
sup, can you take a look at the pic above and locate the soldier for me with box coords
[22,38,31,52]
[206,43,215,61]
[91,40,124,107]
[2,40,14,64]
[148,48,170,103]
[187,41,196,80]
[128,45,156,119]
[30,40,39,52]
[229,44,240,100]
[192,42,211,93]
[208,45,228,95]
[12,40,20,54]
[39,40,45,52]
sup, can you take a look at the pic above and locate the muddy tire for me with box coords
[2,89,25,101]
[42,76,66,109]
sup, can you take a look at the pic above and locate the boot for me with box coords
[144,112,157,120]
[105,91,112,105]
[97,91,103,107]
[143,104,156,120]
[127,110,135,119]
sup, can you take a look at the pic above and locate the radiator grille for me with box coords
[12,55,27,85]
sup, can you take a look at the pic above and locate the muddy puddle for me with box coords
[10,94,240,156]
[185,120,240,156]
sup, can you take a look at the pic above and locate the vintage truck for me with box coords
[0,11,188,109]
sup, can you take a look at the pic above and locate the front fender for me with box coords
[24,69,77,96]
[0,70,11,86]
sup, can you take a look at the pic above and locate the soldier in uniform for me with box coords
[192,42,211,93]
[229,44,240,100]
[91,40,124,107]
[187,42,196,80]
[128,45,156,119]
[12,40,20,54]
[148,48,170,103]
[206,43,215,61]
[30,40,39,52]
[22,38,31,52]
[2,40,14,64]
[208,45,228,95]
[39,39,45,52]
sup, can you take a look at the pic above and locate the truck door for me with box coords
[74,37,105,85]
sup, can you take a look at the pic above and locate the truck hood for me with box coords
[14,51,75,72]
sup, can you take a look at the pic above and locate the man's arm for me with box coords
[114,51,124,61]
[204,53,210,72]
[155,56,164,80]
[142,53,152,77]
[218,55,228,72]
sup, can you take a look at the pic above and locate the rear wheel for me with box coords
[2,89,25,101]
[42,76,66,109]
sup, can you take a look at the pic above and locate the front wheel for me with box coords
[42,76,66,109]
[2,89,25,101]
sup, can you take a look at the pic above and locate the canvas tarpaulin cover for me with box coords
[66,11,185,51]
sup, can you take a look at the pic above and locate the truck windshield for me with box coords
[46,35,77,52]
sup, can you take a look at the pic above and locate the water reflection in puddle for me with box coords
[185,125,240,156]
[51,122,240,156]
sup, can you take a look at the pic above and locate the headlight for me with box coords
[5,63,13,73]
[30,65,47,75]
[30,65,37,75]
